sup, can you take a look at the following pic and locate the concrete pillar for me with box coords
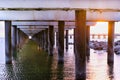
[17,28,20,50]
[40,31,42,48]
[17,28,20,49]
[42,30,45,50]
[98,34,100,39]
[36,32,40,49]
[17,29,19,48]
[86,26,90,59]
[74,28,76,53]
[56,32,58,46]
[5,21,12,64]
[48,26,54,56]
[107,21,115,64]
[45,28,48,52]
[103,35,106,39]
[58,21,64,64]
[53,32,55,46]
[12,25,17,56]
[66,30,69,50]
[19,30,22,49]
[38,33,41,46]
[74,10,86,79]
[41,30,44,49]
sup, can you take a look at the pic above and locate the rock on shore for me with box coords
[89,40,120,54]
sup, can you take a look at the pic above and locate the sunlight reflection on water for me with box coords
[1,40,120,80]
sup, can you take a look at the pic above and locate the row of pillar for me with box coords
[4,10,115,79]
[32,14,114,79]
[74,10,115,79]
[91,34,120,39]
[32,21,65,64]
[5,21,28,64]
[32,27,54,55]
[91,34,107,39]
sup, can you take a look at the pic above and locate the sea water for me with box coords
[0,38,5,64]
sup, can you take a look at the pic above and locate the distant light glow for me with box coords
[69,29,74,34]
[115,22,120,34]
[90,22,108,34]
[90,22,120,34]
[29,36,32,39]
[0,21,5,38]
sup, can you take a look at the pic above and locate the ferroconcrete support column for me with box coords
[86,26,90,58]
[56,32,58,47]
[41,31,43,49]
[40,32,42,48]
[17,28,20,50]
[53,32,55,46]
[43,30,46,50]
[58,21,64,64]
[41,30,44,50]
[41,31,44,49]
[19,30,22,49]
[92,34,95,39]
[39,31,42,48]
[48,26,54,56]
[36,33,40,48]
[12,25,17,56]
[66,30,69,50]
[107,21,115,64]
[5,21,12,64]
[45,28,48,52]
[74,10,86,79]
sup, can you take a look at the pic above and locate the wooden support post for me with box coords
[86,26,90,59]
[66,30,69,50]
[74,10,86,79]
[107,21,114,64]
[58,21,64,64]
[48,26,54,56]
[12,25,17,56]
[5,21,12,64]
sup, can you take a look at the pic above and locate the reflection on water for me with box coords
[0,40,120,80]
[86,50,108,80]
